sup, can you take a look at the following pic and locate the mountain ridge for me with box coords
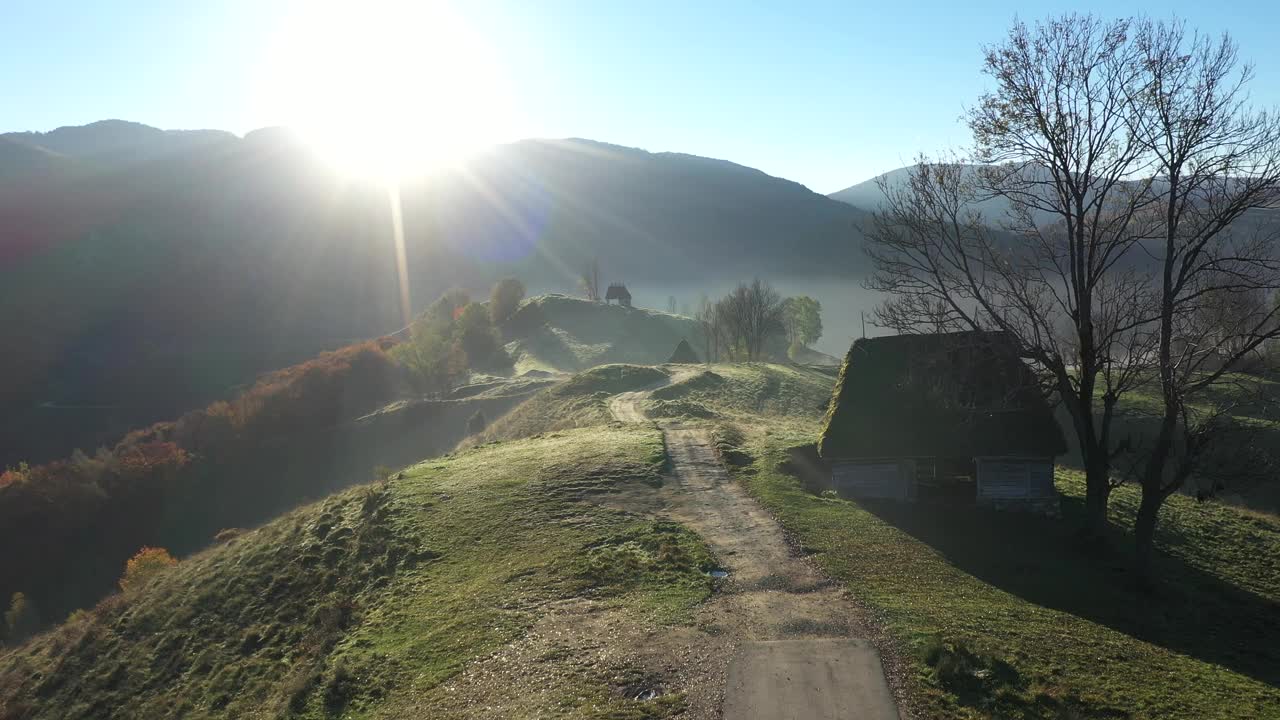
[0,120,873,467]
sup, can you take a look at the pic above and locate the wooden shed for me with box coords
[817,331,1066,512]
[604,283,632,307]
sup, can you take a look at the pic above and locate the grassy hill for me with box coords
[0,340,551,629]
[0,426,714,719]
[490,362,1280,717]
[644,363,834,424]
[656,364,1280,719]
[502,295,703,374]
[8,360,1276,718]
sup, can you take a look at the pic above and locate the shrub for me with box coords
[489,277,526,325]
[0,462,30,489]
[3,592,39,645]
[467,410,488,435]
[456,303,504,370]
[119,547,178,593]
[115,441,190,477]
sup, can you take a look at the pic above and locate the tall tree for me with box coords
[580,258,600,302]
[865,13,1280,577]
[1128,19,1280,577]
[868,14,1156,535]
[696,294,721,363]
[782,296,823,352]
[717,279,785,361]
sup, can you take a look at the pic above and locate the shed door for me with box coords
[977,458,1052,499]
[833,461,909,500]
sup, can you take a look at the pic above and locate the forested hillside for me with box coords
[0,122,871,467]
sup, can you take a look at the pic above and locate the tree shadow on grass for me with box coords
[918,637,1131,718]
[859,496,1280,691]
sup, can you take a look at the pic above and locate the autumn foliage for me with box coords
[119,547,178,593]
[0,338,405,626]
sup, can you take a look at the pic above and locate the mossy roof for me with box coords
[818,331,1067,459]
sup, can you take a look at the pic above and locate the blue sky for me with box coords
[4,0,1279,193]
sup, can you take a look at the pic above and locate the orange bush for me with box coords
[119,547,177,593]
[115,441,190,476]
[0,463,29,490]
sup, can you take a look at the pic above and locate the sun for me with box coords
[259,0,517,181]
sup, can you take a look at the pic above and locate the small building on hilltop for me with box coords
[667,338,701,364]
[817,331,1066,512]
[604,283,632,307]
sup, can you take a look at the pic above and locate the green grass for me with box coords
[1054,372,1280,512]
[466,364,669,447]
[0,426,713,719]
[734,422,1280,719]
[648,361,1280,718]
[12,359,1276,719]
[646,363,834,423]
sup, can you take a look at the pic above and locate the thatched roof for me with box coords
[818,331,1066,459]
[605,284,631,300]
[667,338,700,364]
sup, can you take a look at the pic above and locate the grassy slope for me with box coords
[0,426,713,720]
[11,359,1277,719]
[467,364,669,447]
[655,363,1280,719]
[1083,375,1280,513]
[646,363,834,425]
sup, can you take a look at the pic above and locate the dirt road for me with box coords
[610,376,900,720]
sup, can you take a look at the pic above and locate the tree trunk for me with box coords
[1082,459,1111,537]
[1135,411,1176,584]
[1060,386,1111,538]
[1134,490,1162,586]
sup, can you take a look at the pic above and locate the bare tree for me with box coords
[1128,19,1280,577]
[868,15,1158,535]
[866,13,1280,579]
[696,294,726,363]
[580,258,600,302]
[717,279,785,361]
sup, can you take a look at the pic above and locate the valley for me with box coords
[9,7,1280,718]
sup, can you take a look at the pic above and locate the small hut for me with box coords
[605,283,632,307]
[818,331,1065,512]
[667,338,701,364]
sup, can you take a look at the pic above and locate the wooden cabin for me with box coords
[817,331,1066,513]
[604,283,632,307]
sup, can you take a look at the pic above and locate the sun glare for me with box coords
[260,0,517,181]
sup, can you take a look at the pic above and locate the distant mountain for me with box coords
[831,164,1120,227]
[0,121,873,466]
[831,164,1050,223]
[2,119,235,159]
